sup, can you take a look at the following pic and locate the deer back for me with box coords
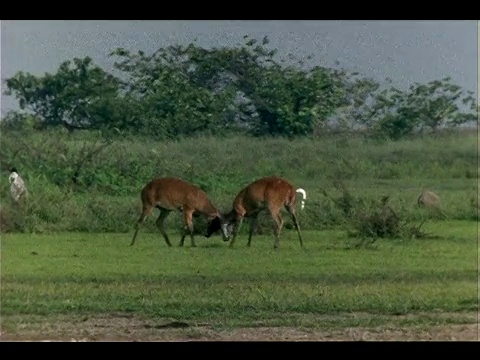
[142,177,218,216]
[234,176,296,215]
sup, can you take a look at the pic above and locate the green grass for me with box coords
[1,220,477,333]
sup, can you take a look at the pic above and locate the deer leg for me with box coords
[130,205,153,246]
[247,215,259,247]
[155,209,172,247]
[286,204,303,248]
[180,208,195,247]
[269,207,284,249]
[229,215,244,248]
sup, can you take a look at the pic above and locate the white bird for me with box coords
[9,167,28,204]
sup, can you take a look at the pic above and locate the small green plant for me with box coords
[321,183,433,247]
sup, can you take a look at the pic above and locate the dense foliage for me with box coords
[2,36,477,139]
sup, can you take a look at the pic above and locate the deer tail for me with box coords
[296,188,307,210]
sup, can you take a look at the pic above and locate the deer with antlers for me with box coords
[130,177,229,248]
[206,176,306,249]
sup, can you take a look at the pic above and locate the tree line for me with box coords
[2,35,477,140]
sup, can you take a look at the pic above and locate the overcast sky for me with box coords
[1,20,477,116]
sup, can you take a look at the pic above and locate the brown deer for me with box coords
[130,177,229,247]
[206,176,306,249]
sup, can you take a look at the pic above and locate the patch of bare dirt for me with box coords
[1,313,478,342]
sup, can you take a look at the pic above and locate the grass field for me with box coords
[0,130,478,340]
[1,220,478,341]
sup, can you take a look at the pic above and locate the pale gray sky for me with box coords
[1,20,477,116]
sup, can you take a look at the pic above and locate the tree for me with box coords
[354,77,477,140]
[404,77,477,132]
[166,36,344,137]
[325,69,381,130]
[109,47,238,138]
[4,57,122,132]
